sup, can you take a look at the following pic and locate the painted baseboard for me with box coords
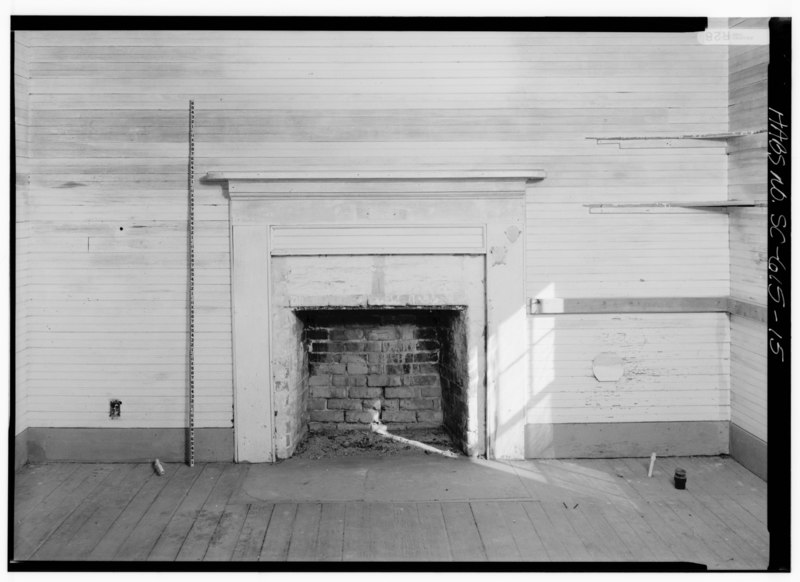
[525,421,730,458]
[15,429,28,471]
[729,423,767,481]
[25,427,234,463]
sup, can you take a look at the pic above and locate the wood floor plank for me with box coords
[598,502,675,562]
[287,503,321,561]
[15,464,116,560]
[656,458,766,569]
[714,494,770,552]
[415,502,451,561]
[259,503,297,561]
[147,464,224,561]
[521,501,572,561]
[176,464,247,561]
[87,464,176,560]
[580,502,637,561]
[471,502,521,561]
[113,464,202,561]
[496,501,548,561]
[31,463,139,560]
[14,464,82,521]
[441,502,486,561]
[203,505,249,561]
[392,503,424,561]
[368,502,398,561]
[555,501,613,561]
[315,503,345,561]
[342,502,372,561]
[609,459,721,567]
[231,504,272,561]
[538,500,593,561]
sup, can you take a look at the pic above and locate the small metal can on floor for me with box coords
[674,468,687,489]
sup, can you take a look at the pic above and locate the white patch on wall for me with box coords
[592,352,624,382]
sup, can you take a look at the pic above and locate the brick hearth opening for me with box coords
[295,308,470,453]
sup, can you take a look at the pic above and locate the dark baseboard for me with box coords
[14,429,28,471]
[729,423,767,481]
[25,427,234,463]
[525,421,729,458]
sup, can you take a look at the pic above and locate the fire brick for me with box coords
[346,410,380,423]
[310,386,348,399]
[417,410,444,423]
[348,387,383,398]
[399,398,435,410]
[381,410,416,423]
[367,374,389,386]
[327,399,362,410]
[346,363,369,375]
[384,387,416,399]
[310,410,345,422]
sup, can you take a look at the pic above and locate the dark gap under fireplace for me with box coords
[292,307,470,457]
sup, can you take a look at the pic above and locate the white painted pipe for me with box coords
[648,452,657,477]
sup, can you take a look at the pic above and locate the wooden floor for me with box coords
[13,455,768,568]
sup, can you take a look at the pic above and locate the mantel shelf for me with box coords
[205,170,546,182]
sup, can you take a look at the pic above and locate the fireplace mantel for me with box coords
[205,170,546,200]
[218,170,532,463]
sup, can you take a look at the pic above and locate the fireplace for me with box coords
[294,307,472,454]
[208,170,543,462]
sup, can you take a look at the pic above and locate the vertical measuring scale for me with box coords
[187,100,196,467]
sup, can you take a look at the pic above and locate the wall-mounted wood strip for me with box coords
[530,297,729,315]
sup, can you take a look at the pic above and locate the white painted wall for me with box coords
[17,30,735,440]
[728,18,768,442]
[15,35,30,436]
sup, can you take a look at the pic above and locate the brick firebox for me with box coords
[298,309,470,444]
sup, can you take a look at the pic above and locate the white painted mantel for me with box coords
[207,170,545,462]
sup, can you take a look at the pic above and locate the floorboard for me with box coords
[203,504,249,561]
[415,502,451,561]
[259,503,297,561]
[15,464,116,560]
[441,502,486,561]
[14,464,82,521]
[31,464,138,560]
[87,464,176,560]
[13,456,768,568]
[392,502,425,561]
[521,501,571,561]
[62,463,155,560]
[230,504,272,561]
[286,503,321,561]
[113,463,202,561]
[342,502,371,561]
[497,501,548,561]
[176,464,247,561]
[315,502,345,561]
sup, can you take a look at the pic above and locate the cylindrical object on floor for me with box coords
[674,467,687,489]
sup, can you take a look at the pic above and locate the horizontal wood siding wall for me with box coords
[524,32,730,426]
[20,30,729,431]
[15,36,30,435]
[728,18,768,442]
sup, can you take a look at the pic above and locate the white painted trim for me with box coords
[269,223,487,256]
[230,225,273,463]
[227,177,530,461]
